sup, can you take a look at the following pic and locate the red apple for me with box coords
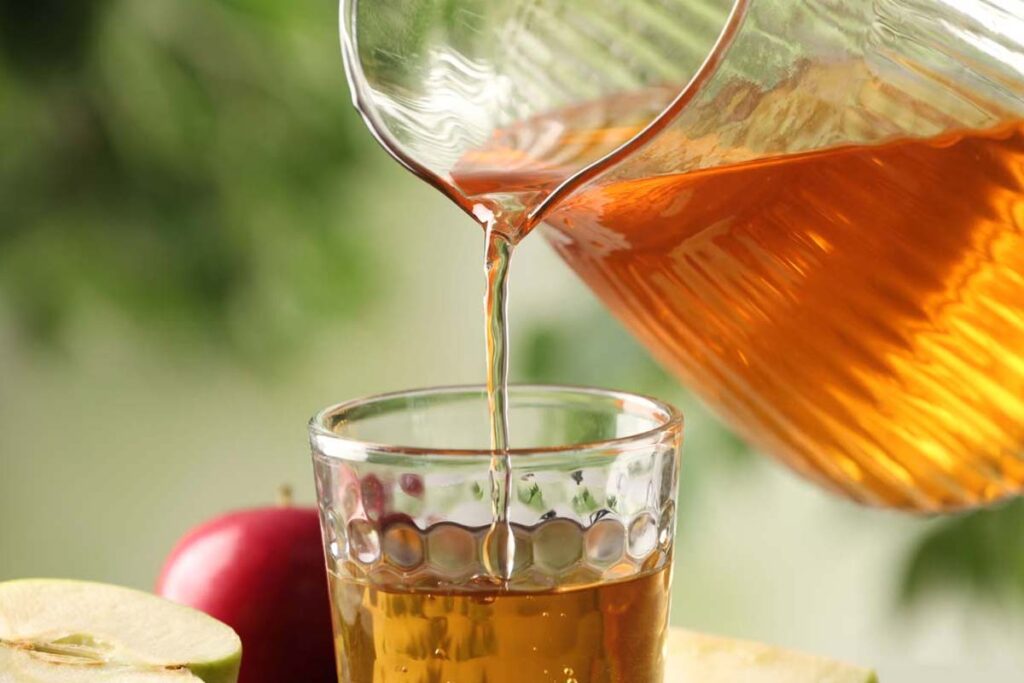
[156,487,335,683]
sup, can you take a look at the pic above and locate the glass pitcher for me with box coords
[341,0,1024,512]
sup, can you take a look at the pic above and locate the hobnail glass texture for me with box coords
[310,385,683,592]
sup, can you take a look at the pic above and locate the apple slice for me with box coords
[666,629,878,682]
[0,580,241,683]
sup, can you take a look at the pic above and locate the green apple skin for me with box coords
[0,579,241,683]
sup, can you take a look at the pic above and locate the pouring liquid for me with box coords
[482,221,516,581]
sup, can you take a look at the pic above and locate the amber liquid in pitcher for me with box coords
[456,118,1024,510]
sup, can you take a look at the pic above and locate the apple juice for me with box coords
[328,564,671,683]
[546,123,1024,509]
[456,108,1024,510]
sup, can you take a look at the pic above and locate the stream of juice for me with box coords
[461,119,1024,510]
[482,223,515,580]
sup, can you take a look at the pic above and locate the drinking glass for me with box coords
[310,384,683,683]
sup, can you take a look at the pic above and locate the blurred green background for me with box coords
[1,1,1022,680]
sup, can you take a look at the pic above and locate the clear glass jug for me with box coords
[342,0,1024,511]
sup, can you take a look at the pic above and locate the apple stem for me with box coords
[277,484,294,507]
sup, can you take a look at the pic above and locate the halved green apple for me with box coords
[666,629,878,682]
[0,580,241,683]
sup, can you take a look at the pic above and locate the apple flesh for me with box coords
[666,629,878,682]
[0,646,202,682]
[0,579,240,683]
[156,498,334,683]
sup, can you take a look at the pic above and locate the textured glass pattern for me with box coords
[310,386,682,591]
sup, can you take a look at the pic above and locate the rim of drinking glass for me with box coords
[309,384,683,463]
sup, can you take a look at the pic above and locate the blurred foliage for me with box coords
[0,0,378,358]
[519,313,675,395]
[355,0,490,88]
[900,498,1024,606]
[516,304,752,471]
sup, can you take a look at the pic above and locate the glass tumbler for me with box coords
[309,384,683,683]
